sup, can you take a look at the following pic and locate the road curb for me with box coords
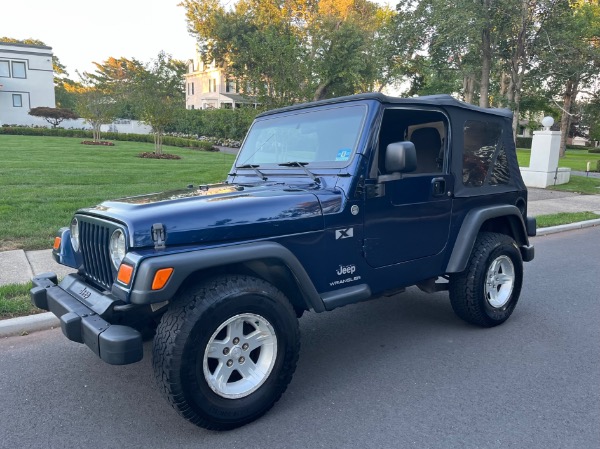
[0,312,59,338]
[2,218,600,338]
[535,217,600,236]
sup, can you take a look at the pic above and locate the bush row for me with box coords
[165,108,259,141]
[0,126,215,151]
[516,136,595,151]
[515,137,533,149]
[588,148,600,154]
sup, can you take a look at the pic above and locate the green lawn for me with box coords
[546,175,600,194]
[0,135,235,250]
[0,282,39,320]
[517,148,600,172]
[536,211,600,228]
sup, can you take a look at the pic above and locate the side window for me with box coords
[0,60,9,77]
[462,120,505,187]
[375,109,447,177]
[12,94,23,107]
[12,61,26,79]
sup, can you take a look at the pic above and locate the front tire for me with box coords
[449,232,523,327]
[152,275,300,430]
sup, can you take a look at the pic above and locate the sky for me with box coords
[3,0,394,79]
[2,0,198,77]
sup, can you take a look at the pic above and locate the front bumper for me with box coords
[30,273,143,365]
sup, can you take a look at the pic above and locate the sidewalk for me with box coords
[527,187,600,216]
[1,187,600,337]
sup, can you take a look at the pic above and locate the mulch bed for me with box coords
[81,140,115,146]
[138,152,181,160]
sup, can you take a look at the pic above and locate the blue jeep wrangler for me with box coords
[31,93,536,430]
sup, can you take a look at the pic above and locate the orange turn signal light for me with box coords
[53,237,61,250]
[152,268,174,291]
[117,264,134,286]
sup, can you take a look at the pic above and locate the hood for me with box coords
[78,183,340,248]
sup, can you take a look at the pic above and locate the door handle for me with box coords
[432,177,446,196]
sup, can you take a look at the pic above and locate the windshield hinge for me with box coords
[151,223,166,249]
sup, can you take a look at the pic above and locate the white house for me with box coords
[184,49,257,110]
[0,42,56,126]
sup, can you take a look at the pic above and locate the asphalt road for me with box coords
[1,227,599,449]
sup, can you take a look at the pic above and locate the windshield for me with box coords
[236,104,367,167]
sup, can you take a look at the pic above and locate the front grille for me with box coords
[79,220,115,289]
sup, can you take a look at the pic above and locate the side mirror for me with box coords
[384,141,417,174]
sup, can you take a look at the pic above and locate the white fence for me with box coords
[0,115,152,135]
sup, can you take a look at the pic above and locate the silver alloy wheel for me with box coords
[203,313,277,399]
[485,255,515,308]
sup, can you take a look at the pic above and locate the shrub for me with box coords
[597,160,600,172]
[588,148,600,154]
[516,137,532,149]
[28,107,79,128]
[167,108,259,141]
[0,126,215,151]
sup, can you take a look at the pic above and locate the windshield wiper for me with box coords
[236,164,268,181]
[278,161,321,184]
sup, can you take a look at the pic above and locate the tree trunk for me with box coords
[156,131,163,155]
[506,75,515,105]
[313,82,331,101]
[498,72,510,107]
[479,8,492,109]
[511,71,524,139]
[559,77,580,158]
[463,75,476,104]
[93,122,101,141]
[512,87,521,140]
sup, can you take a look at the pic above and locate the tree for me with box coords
[28,107,78,127]
[131,52,187,154]
[84,56,146,119]
[75,88,119,141]
[180,0,389,106]
[534,0,600,156]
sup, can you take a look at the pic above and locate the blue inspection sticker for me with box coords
[335,148,352,162]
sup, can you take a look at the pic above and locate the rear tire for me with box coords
[449,232,523,327]
[152,275,300,430]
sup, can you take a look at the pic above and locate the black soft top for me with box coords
[257,93,513,119]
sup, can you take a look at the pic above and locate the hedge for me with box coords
[516,137,532,149]
[589,148,600,154]
[0,126,215,151]
[516,135,592,151]
[166,108,259,141]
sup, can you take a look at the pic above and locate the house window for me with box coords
[226,79,236,93]
[191,82,194,95]
[12,94,23,107]
[209,78,217,92]
[12,61,26,79]
[0,60,9,77]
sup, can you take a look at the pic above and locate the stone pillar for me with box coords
[520,130,571,188]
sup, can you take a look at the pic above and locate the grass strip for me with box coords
[536,211,599,228]
[0,282,41,320]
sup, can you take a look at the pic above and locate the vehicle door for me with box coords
[363,109,453,268]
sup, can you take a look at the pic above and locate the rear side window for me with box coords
[462,120,508,187]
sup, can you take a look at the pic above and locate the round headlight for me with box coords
[70,217,80,252]
[109,229,126,269]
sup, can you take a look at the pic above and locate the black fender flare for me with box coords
[446,205,530,273]
[126,241,326,312]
